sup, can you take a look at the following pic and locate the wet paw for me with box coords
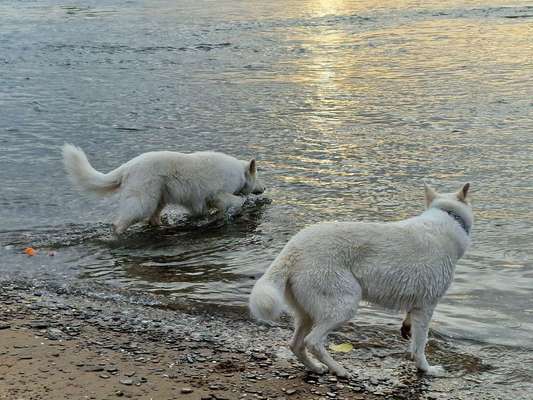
[333,368,353,379]
[309,363,328,375]
[424,365,446,377]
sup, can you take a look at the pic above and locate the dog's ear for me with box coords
[456,183,470,202]
[424,183,438,207]
[248,159,256,175]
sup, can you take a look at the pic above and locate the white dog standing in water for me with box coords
[249,183,472,377]
[62,144,265,234]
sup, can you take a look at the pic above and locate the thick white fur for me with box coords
[62,144,265,234]
[249,184,473,377]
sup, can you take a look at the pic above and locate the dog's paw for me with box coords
[309,363,328,375]
[424,365,446,377]
[333,368,353,379]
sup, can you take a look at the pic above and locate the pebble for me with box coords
[119,378,133,386]
[46,328,65,340]
[181,388,194,394]
[84,366,104,372]
[286,389,297,395]
[30,321,50,329]
[0,323,11,330]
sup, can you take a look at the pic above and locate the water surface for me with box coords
[1,0,532,357]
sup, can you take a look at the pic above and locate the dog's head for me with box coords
[425,182,473,233]
[240,159,265,195]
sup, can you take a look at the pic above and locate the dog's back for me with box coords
[272,214,468,311]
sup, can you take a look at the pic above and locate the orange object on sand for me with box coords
[24,247,37,256]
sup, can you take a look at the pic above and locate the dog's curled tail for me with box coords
[62,144,122,195]
[249,268,287,322]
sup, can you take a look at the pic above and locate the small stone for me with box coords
[120,378,133,386]
[181,388,194,394]
[18,355,33,360]
[99,373,110,379]
[124,371,136,377]
[46,328,65,340]
[0,323,10,330]
[84,366,104,372]
[286,389,297,395]
[115,390,124,397]
[30,321,49,329]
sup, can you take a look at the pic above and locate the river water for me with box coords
[0,0,532,360]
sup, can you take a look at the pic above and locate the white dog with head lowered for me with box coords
[62,144,265,234]
[249,183,472,377]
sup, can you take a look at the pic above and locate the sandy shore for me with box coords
[0,280,525,400]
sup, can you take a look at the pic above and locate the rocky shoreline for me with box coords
[0,280,527,399]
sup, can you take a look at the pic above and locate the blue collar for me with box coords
[444,210,470,235]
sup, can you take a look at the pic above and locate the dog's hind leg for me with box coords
[286,289,327,374]
[113,192,160,234]
[410,306,444,376]
[290,315,328,374]
[301,274,361,377]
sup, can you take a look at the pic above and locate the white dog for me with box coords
[62,144,265,234]
[249,183,472,377]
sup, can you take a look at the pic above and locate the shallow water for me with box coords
[0,0,532,356]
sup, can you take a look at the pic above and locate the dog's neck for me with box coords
[427,206,470,235]
[443,209,470,235]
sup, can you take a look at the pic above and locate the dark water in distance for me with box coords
[1,0,532,354]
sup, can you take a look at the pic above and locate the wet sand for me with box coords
[0,280,524,399]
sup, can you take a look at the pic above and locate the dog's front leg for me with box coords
[410,307,445,376]
[211,192,246,215]
[401,311,412,340]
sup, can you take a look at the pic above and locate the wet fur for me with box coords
[249,184,472,377]
[62,144,265,234]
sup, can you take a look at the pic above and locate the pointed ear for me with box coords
[457,182,470,202]
[424,183,438,207]
[248,159,256,175]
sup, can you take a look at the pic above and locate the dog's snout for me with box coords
[253,184,265,194]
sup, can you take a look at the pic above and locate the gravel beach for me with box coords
[1,279,526,400]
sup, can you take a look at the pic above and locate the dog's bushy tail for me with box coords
[249,268,287,322]
[62,144,122,195]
